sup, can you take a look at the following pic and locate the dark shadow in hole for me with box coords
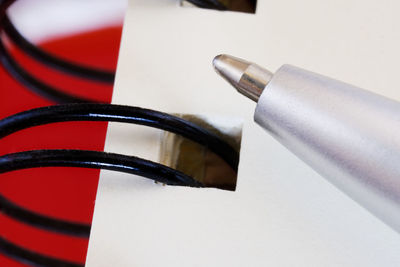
[159,114,242,191]
[183,0,257,14]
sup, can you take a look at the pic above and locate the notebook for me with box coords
[86,0,400,266]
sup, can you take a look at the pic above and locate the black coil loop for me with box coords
[0,103,241,266]
[0,1,235,266]
[185,0,228,10]
[0,0,114,103]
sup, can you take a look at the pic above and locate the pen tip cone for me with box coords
[212,54,274,102]
[212,54,250,84]
[212,54,223,68]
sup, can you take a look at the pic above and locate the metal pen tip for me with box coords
[213,54,250,83]
[213,54,274,102]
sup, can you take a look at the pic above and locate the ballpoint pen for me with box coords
[213,54,400,233]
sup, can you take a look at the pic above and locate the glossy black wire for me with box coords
[2,15,115,83]
[0,1,91,265]
[0,104,240,171]
[186,0,227,10]
[0,39,96,103]
[0,151,204,267]
[0,1,232,265]
[0,2,91,266]
[0,194,91,238]
[0,236,83,267]
[0,104,239,238]
[0,0,107,103]
[0,149,203,238]
[0,150,202,187]
[0,0,227,105]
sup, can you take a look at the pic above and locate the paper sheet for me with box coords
[86,0,400,266]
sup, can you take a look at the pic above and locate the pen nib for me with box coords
[212,54,273,102]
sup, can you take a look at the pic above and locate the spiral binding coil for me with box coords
[0,1,236,266]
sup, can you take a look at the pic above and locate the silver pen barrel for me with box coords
[213,54,400,233]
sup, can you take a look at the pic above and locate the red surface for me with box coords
[0,26,122,265]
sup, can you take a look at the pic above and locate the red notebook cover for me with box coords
[0,25,122,266]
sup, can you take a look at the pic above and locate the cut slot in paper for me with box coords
[159,114,242,191]
[181,0,257,14]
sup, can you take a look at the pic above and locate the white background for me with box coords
[86,0,400,266]
[8,0,127,42]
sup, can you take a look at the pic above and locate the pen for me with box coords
[213,54,400,233]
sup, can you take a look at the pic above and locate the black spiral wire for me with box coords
[0,0,227,104]
[2,15,115,83]
[0,102,241,267]
[0,1,235,266]
[0,1,115,103]
[186,0,227,10]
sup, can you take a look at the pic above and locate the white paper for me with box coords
[86,0,400,266]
